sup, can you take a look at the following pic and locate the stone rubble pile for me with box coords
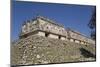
[11,35,95,66]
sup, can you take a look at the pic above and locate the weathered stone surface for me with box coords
[11,16,96,66]
[20,16,95,45]
[11,35,96,66]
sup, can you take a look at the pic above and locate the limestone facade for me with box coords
[19,16,95,45]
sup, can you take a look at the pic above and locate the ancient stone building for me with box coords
[19,16,95,45]
[66,28,95,45]
[11,16,96,66]
[20,16,67,40]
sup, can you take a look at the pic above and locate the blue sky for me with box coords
[11,1,95,41]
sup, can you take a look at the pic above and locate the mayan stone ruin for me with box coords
[11,16,96,66]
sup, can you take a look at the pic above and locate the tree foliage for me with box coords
[88,7,96,40]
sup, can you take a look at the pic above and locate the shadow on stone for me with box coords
[79,48,95,58]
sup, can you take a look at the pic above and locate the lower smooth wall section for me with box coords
[80,41,84,44]
[48,34,58,39]
[70,38,74,42]
[75,40,80,43]
[37,31,45,36]
[61,37,66,40]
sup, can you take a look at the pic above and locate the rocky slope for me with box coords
[11,35,96,66]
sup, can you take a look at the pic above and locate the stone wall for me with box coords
[11,35,96,65]
[21,17,67,37]
[21,20,39,36]
[75,40,80,43]
[20,16,95,45]
[38,18,67,37]
[37,31,45,36]
[67,29,95,45]
[48,34,58,39]
[35,31,66,40]
[61,37,66,40]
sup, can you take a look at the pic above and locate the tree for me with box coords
[88,7,96,40]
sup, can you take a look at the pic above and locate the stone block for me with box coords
[48,34,58,39]
[37,31,45,36]
[61,37,66,40]
[75,40,80,43]
[70,39,74,42]
[80,41,84,44]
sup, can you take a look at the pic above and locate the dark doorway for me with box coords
[59,35,61,39]
[45,33,49,37]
